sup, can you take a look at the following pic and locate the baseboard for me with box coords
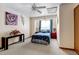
[60,47,78,55]
[74,49,79,55]
[9,41,20,46]
[59,47,74,51]
[25,36,32,39]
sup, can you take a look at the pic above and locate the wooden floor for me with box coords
[0,38,77,55]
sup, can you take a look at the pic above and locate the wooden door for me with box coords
[74,5,79,54]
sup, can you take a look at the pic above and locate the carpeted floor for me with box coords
[0,38,77,55]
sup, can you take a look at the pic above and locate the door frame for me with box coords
[74,5,79,54]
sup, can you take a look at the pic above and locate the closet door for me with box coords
[74,5,79,54]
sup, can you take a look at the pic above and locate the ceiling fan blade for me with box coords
[32,3,36,7]
[36,6,46,8]
[36,9,42,13]
[32,4,35,9]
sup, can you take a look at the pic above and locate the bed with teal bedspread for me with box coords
[31,32,51,45]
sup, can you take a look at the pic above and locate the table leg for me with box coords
[2,37,5,49]
[23,34,25,42]
[19,35,22,42]
[4,38,8,50]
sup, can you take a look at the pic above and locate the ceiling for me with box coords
[1,3,60,17]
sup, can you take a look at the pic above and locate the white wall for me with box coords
[56,5,60,45]
[22,16,30,38]
[0,4,30,47]
[59,4,78,49]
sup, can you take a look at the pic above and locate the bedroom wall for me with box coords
[30,19,35,36]
[56,5,60,45]
[0,4,30,47]
[59,3,78,49]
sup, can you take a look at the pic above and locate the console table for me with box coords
[1,34,25,50]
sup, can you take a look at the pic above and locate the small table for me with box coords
[1,34,25,50]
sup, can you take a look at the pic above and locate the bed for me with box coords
[31,31,51,45]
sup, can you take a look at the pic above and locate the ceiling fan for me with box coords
[32,3,46,14]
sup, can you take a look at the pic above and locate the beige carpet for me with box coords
[0,38,77,55]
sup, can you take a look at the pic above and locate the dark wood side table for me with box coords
[1,34,25,50]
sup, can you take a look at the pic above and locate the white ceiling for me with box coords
[1,3,33,16]
[1,3,60,17]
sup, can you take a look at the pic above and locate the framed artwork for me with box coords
[5,12,18,25]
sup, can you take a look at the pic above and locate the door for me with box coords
[74,5,79,54]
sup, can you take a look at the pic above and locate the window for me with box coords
[41,20,50,31]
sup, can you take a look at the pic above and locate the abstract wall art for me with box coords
[5,12,18,25]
